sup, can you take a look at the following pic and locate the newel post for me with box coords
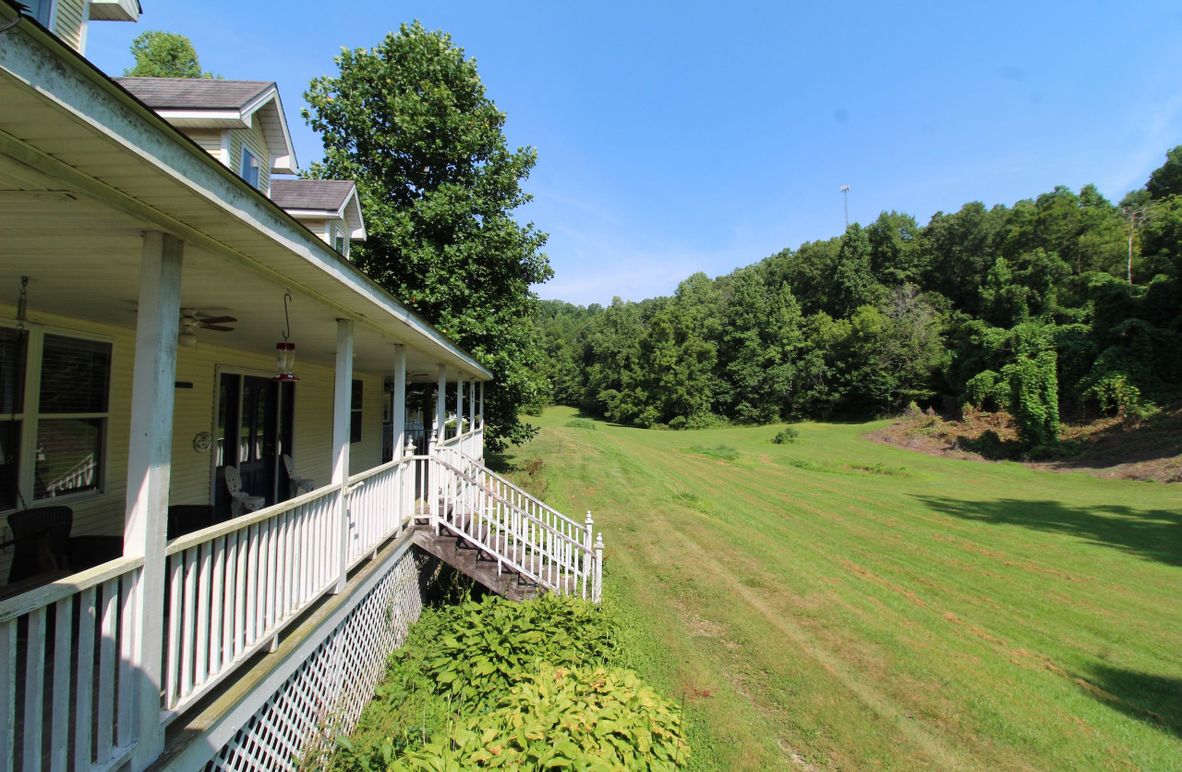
[332,319,354,594]
[584,511,594,599]
[403,435,416,530]
[593,533,604,604]
[427,431,439,535]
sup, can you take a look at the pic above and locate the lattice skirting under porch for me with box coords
[206,548,423,770]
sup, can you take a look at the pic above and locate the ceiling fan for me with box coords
[179,309,237,347]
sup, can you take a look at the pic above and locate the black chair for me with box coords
[7,506,73,583]
[167,505,215,540]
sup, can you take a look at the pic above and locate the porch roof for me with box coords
[0,6,491,382]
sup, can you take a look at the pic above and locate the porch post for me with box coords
[332,319,354,594]
[469,379,476,433]
[124,231,183,769]
[435,364,446,442]
[479,381,485,427]
[392,344,407,455]
[456,376,464,437]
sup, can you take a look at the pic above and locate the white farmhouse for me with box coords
[0,3,600,769]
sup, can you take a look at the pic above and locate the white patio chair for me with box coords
[224,465,265,517]
[283,454,315,498]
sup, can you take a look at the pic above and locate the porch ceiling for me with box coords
[0,169,454,378]
[0,20,490,382]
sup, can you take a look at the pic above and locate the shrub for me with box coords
[964,369,1010,412]
[564,418,598,430]
[1002,351,1059,449]
[772,427,799,444]
[684,413,727,430]
[398,595,617,711]
[393,665,689,770]
[1081,371,1156,420]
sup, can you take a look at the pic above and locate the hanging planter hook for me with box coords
[281,290,293,342]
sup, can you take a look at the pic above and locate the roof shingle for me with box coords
[270,179,357,212]
[117,77,274,110]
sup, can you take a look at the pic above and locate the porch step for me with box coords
[411,523,541,602]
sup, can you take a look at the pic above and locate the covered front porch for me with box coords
[0,17,492,768]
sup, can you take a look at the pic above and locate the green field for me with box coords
[501,407,1182,770]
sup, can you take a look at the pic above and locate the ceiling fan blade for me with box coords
[200,324,235,332]
[197,315,237,325]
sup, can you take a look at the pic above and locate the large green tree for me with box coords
[124,31,216,78]
[303,22,552,449]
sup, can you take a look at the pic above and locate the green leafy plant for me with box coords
[392,665,689,770]
[1003,351,1060,449]
[393,595,617,711]
[772,427,800,444]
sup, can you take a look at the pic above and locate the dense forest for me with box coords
[539,147,1182,450]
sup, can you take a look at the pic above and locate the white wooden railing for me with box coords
[162,484,341,716]
[438,424,483,462]
[428,451,602,602]
[0,434,598,770]
[345,450,423,570]
[0,555,145,771]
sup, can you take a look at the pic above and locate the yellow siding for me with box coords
[53,0,86,51]
[0,305,385,578]
[228,119,271,194]
[185,129,225,165]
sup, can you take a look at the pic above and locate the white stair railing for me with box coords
[429,452,603,602]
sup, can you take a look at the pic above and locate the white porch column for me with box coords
[435,364,446,441]
[391,344,406,455]
[124,231,183,769]
[479,381,485,427]
[456,376,464,437]
[332,319,354,594]
[469,379,476,432]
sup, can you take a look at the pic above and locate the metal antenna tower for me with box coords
[840,184,850,230]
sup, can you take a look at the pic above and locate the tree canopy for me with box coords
[303,22,552,449]
[539,146,1182,450]
[123,31,217,78]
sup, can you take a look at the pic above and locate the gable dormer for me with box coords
[270,179,367,257]
[19,0,140,54]
[116,77,297,194]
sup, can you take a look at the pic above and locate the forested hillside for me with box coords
[541,147,1182,449]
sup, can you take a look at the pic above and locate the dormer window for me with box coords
[335,235,347,256]
[240,147,261,189]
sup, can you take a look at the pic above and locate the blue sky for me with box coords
[86,1,1182,306]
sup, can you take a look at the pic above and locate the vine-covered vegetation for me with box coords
[541,147,1182,449]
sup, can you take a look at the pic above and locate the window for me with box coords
[0,326,111,509]
[0,328,26,510]
[35,335,109,499]
[22,0,54,26]
[350,379,363,444]
[335,235,346,255]
[240,146,260,189]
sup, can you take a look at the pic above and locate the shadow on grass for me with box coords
[483,451,515,475]
[1080,664,1182,739]
[914,496,1182,567]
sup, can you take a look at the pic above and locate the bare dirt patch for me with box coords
[868,405,1182,483]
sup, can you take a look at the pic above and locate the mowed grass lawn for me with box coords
[501,407,1182,770]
